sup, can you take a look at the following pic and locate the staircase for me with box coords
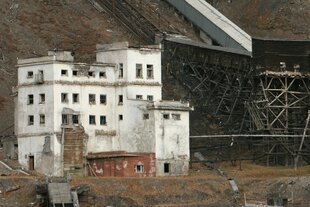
[63,127,87,177]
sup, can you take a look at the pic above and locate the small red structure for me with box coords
[87,151,156,177]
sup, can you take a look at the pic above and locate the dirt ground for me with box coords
[0,160,308,206]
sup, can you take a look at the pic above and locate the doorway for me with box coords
[28,155,34,170]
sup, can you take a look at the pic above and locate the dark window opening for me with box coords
[28,94,34,105]
[147,64,154,79]
[61,93,68,103]
[99,71,106,78]
[89,115,96,125]
[89,94,96,105]
[28,115,34,126]
[100,116,107,125]
[136,64,143,78]
[147,95,153,101]
[143,114,149,120]
[100,94,107,104]
[72,115,79,124]
[118,95,123,105]
[119,114,123,120]
[72,70,78,76]
[164,163,170,173]
[73,93,79,103]
[119,63,123,78]
[40,114,45,125]
[136,95,142,100]
[27,71,33,78]
[62,114,69,125]
[135,165,144,173]
[39,94,45,104]
[61,69,68,76]
[163,114,169,119]
[88,71,94,77]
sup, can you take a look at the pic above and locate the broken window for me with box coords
[147,95,153,101]
[39,94,45,104]
[61,93,68,103]
[89,94,96,104]
[88,71,95,77]
[164,163,170,173]
[163,114,170,119]
[119,63,123,78]
[136,95,143,100]
[100,115,107,125]
[172,114,181,120]
[28,94,34,105]
[73,93,79,103]
[147,64,154,79]
[118,95,123,105]
[72,70,78,76]
[143,114,149,120]
[136,64,143,78]
[27,71,33,78]
[119,114,123,120]
[99,71,106,78]
[100,94,107,104]
[40,114,45,125]
[72,115,79,124]
[62,114,69,125]
[28,115,34,126]
[61,69,68,76]
[134,164,144,173]
[89,115,96,125]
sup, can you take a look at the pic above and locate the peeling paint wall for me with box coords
[88,153,156,177]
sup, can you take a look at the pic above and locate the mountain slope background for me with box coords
[0,0,309,135]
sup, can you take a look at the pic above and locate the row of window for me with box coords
[27,112,180,127]
[26,63,154,80]
[27,94,45,104]
[134,163,171,173]
[27,114,116,126]
[27,93,154,106]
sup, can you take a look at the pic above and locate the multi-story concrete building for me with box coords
[15,42,192,177]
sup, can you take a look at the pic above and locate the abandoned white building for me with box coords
[14,42,192,177]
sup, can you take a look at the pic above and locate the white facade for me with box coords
[15,42,191,176]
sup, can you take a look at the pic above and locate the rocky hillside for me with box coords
[0,0,309,135]
[211,0,310,39]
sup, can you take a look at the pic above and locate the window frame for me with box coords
[61,69,68,76]
[27,71,33,79]
[100,94,107,105]
[72,114,79,125]
[89,115,96,125]
[119,63,123,78]
[28,115,34,126]
[136,64,143,78]
[89,94,96,105]
[62,114,69,125]
[136,95,143,100]
[134,164,144,173]
[147,95,153,101]
[39,114,45,125]
[118,95,123,105]
[100,115,107,125]
[28,94,34,105]
[39,94,45,104]
[61,93,68,103]
[99,71,106,78]
[72,93,79,103]
[146,64,154,79]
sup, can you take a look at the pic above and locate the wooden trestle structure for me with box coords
[162,38,310,167]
